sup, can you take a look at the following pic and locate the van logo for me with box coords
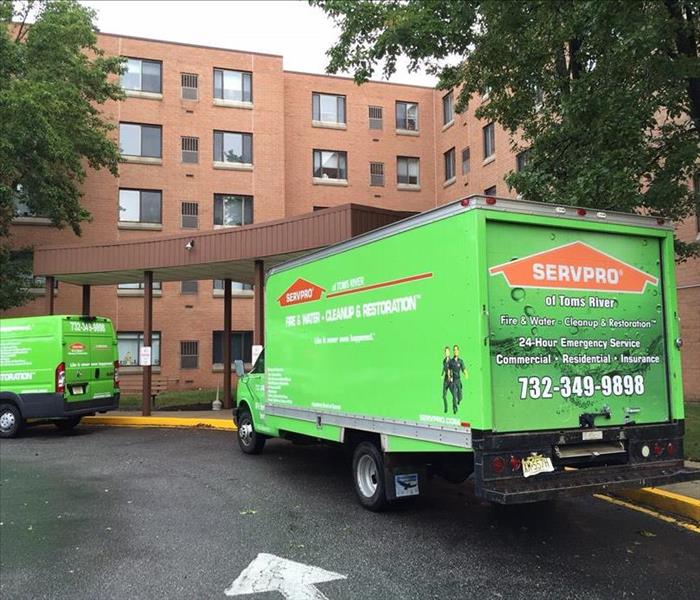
[278,278,325,307]
[69,342,86,352]
[489,241,658,293]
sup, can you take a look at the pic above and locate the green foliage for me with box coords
[313,0,700,260]
[0,0,124,308]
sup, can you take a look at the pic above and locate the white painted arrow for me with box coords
[224,553,347,600]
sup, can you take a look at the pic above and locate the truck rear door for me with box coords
[486,220,670,433]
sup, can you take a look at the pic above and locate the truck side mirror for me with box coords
[234,359,245,378]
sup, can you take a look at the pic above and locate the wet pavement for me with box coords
[1,426,699,599]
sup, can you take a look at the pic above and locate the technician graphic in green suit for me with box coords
[449,344,468,414]
[441,346,452,413]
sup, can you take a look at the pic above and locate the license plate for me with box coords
[522,455,555,478]
[72,385,85,395]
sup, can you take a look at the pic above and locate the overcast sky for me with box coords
[80,0,437,87]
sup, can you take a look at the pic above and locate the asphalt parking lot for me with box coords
[1,426,699,600]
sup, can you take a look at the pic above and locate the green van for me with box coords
[0,315,120,438]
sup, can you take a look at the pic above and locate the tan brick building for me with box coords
[4,32,699,400]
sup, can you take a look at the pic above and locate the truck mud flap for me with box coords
[477,461,700,504]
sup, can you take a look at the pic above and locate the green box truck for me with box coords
[0,315,120,438]
[233,196,700,509]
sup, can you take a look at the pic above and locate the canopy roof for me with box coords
[33,204,414,285]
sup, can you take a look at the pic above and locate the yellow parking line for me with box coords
[83,415,236,431]
[594,493,700,534]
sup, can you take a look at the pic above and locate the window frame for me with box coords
[117,331,161,367]
[442,93,454,125]
[483,123,496,160]
[312,92,346,124]
[312,149,348,181]
[213,68,253,103]
[181,72,198,100]
[212,330,254,365]
[180,340,199,369]
[395,101,419,132]
[213,194,254,227]
[444,147,456,182]
[118,188,162,224]
[461,147,471,176]
[396,156,420,186]
[213,130,253,165]
[119,122,162,158]
[181,202,199,229]
[122,57,162,94]
[180,281,198,295]
[181,136,199,164]
[369,162,385,187]
[368,105,383,130]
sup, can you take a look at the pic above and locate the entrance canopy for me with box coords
[34,203,413,285]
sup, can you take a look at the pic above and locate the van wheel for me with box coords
[352,441,388,511]
[55,416,82,431]
[0,403,23,439]
[237,407,265,454]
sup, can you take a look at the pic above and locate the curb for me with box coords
[613,487,700,524]
[83,415,236,432]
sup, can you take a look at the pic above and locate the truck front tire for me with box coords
[352,441,388,511]
[0,403,23,439]
[237,407,266,454]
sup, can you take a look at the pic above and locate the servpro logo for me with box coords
[278,278,326,307]
[69,342,86,352]
[489,241,658,293]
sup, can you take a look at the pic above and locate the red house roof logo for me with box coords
[69,342,86,352]
[278,278,326,307]
[489,241,658,294]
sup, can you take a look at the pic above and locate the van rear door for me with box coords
[485,220,670,433]
[63,317,116,406]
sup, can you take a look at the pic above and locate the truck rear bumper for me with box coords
[476,460,700,504]
[19,392,120,419]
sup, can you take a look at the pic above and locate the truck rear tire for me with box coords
[352,441,388,511]
[54,416,82,432]
[0,403,23,439]
[237,407,266,454]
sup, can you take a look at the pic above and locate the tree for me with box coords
[0,0,124,310]
[312,0,700,260]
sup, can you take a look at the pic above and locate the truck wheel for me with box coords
[0,403,23,439]
[352,441,388,511]
[237,407,265,455]
[54,416,82,432]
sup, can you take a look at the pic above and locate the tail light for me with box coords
[666,442,677,457]
[509,455,522,472]
[490,456,505,474]
[653,442,664,457]
[113,360,120,389]
[55,362,66,394]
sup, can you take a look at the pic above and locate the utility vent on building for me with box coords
[368,106,383,130]
[370,162,384,187]
[181,136,199,163]
[181,280,198,294]
[181,73,198,100]
[180,340,199,369]
[181,202,199,229]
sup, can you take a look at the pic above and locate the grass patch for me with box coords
[684,403,700,461]
[118,389,218,410]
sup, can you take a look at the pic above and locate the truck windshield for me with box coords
[250,349,264,374]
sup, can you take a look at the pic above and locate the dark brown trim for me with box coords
[223,280,232,410]
[142,271,153,417]
[81,285,91,316]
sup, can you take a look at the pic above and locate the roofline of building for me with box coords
[283,70,437,91]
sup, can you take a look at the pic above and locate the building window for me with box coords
[213,68,252,103]
[442,93,454,125]
[181,136,199,163]
[369,105,383,129]
[181,73,198,100]
[396,101,419,131]
[213,280,253,292]
[484,185,497,195]
[397,156,420,185]
[181,281,198,295]
[483,123,496,159]
[444,148,456,182]
[212,330,253,365]
[313,150,347,181]
[119,123,162,158]
[12,185,46,218]
[213,131,253,164]
[213,194,253,227]
[312,93,346,124]
[181,202,199,229]
[117,281,162,290]
[117,332,161,367]
[461,148,471,176]
[24,274,58,291]
[121,58,162,93]
[118,189,162,224]
[370,162,384,187]
[180,341,199,369]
